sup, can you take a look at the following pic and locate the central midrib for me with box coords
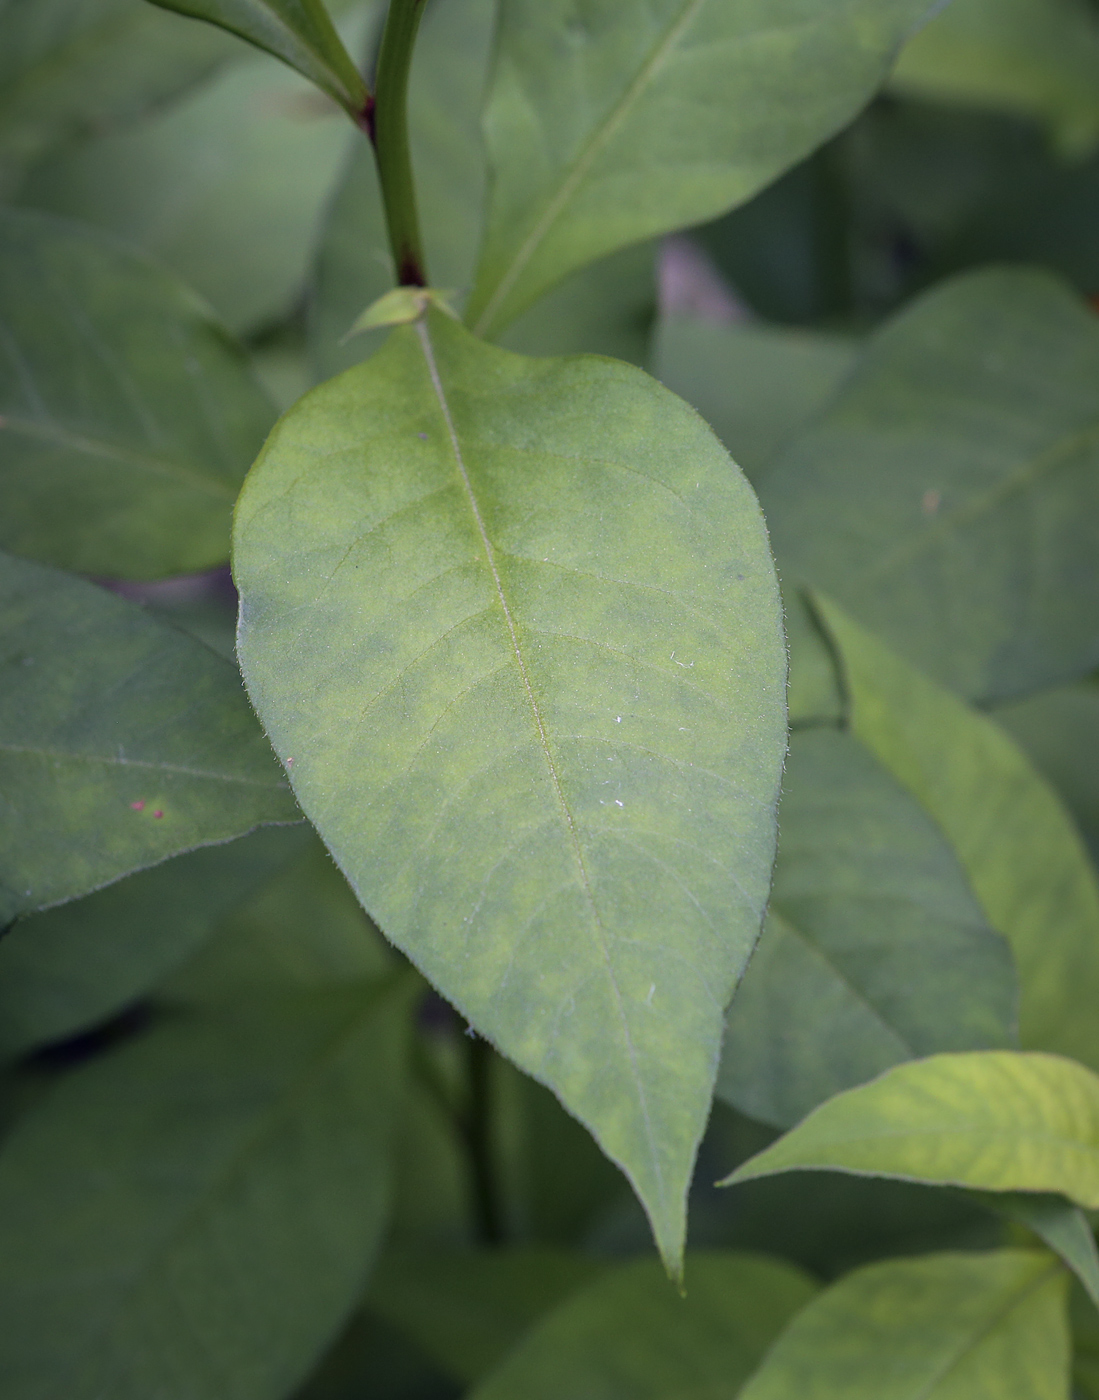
[471,0,708,335]
[414,317,664,1209]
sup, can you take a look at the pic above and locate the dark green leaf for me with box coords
[145,0,369,118]
[760,269,1099,704]
[816,597,1099,1072]
[18,21,372,334]
[652,318,856,484]
[717,728,1017,1128]
[723,1050,1099,1208]
[465,0,941,337]
[0,0,240,196]
[0,550,299,925]
[737,1249,1070,1400]
[0,979,411,1400]
[469,1253,817,1400]
[367,1247,606,1383]
[0,208,275,578]
[0,824,310,1059]
[233,308,787,1273]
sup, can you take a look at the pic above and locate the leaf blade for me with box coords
[233,309,787,1273]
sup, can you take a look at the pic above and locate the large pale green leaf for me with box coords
[19,11,374,334]
[465,0,940,337]
[469,1253,817,1400]
[737,1249,1070,1400]
[233,307,787,1272]
[0,979,411,1400]
[366,1248,606,1384]
[893,0,1099,157]
[651,317,856,485]
[0,208,275,578]
[815,598,1099,1071]
[145,0,369,118]
[717,728,1016,1129]
[0,0,239,196]
[0,824,310,1059]
[0,550,299,926]
[760,268,1099,705]
[723,1050,1099,1208]
[308,0,655,380]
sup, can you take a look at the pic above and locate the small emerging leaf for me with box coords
[234,308,787,1274]
[722,1050,1099,1211]
[815,596,1099,1072]
[344,286,458,338]
[145,0,369,119]
[737,1249,1070,1400]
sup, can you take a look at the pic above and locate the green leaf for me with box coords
[233,307,787,1273]
[815,597,1099,1072]
[736,1249,1070,1400]
[144,0,369,118]
[0,979,411,1400]
[717,728,1017,1129]
[1075,1275,1099,1398]
[0,825,310,1059]
[465,0,940,338]
[0,0,241,196]
[893,0,1099,158]
[759,268,1099,705]
[971,1192,1099,1313]
[18,16,373,335]
[366,1247,606,1384]
[468,1252,817,1400]
[722,1050,1099,1209]
[0,550,299,925]
[652,318,856,486]
[0,208,275,578]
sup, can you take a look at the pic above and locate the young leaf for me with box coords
[366,1247,606,1384]
[722,1050,1099,1209]
[759,268,1099,704]
[0,825,310,1060]
[0,208,275,579]
[736,1249,1070,1400]
[815,597,1099,1073]
[652,318,857,485]
[0,0,240,196]
[892,0,1099,158]
[468,1253,817,1400]
[0,550,299,926]
[0,980,411,1400]
[465,0,940,337]
[233,307,788,1274]
[144,0,370,120]
[717,729,1017,1129]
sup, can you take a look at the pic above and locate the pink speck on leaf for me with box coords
[131,800,145,811]
[152,810,164,819]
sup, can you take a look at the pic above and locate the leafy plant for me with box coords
[1,0,1098,1395]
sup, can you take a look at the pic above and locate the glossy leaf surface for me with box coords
[0,551,299,925]
[234,308,787,1272]
[0,0,239,196]
[469,1253,817,1400]
[817,598,1099,1072]
[145,0,369,117]
[0,208,275,578]
[652,317,856,484]
[0,825,309,1059]
[466,0,939,336]
[737,1250,1070,1400]
[0,980,411,1400]
[893,0,1099,157]
[723,1051,1099,1209]
[718,729,1016,1128]
[760,268,1099,704]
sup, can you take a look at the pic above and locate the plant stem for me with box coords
[464,1034,505,1246]
[370,0,429,287]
